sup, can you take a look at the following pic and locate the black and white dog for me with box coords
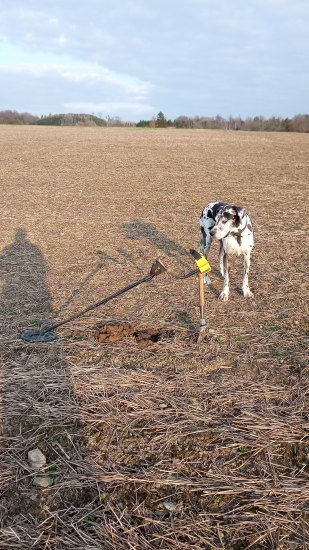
[199,202,254,301]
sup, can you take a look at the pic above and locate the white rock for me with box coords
[28,448,46,470]
[163,501,177,511]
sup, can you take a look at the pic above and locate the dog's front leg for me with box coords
[218,240,224,277]
[200,227,212,285]
[219,252,229,301]
[200,227,212,258]
[242,252,253,298]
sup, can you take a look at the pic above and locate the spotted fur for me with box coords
[199,201,254,301]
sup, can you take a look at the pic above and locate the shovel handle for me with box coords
[198,271,207,327]
[198,271,205,307]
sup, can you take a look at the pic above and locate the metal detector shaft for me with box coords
[20,259,166,342]
[174,267,199,279]
[40,273,154,334]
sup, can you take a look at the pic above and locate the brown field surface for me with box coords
[0,126,308,549]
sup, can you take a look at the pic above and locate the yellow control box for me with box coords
[195,255,211,274]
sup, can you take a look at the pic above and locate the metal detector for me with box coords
[20,259,166,343]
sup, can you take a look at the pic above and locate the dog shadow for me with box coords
[207,281,221,298]
[122,220,229,299]
[123,220,191,267]
[177,310,197,331]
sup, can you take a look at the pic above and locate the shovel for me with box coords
[190,250,211,343]
[197,270,208,343]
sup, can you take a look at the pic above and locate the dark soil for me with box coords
[95,322,174,348]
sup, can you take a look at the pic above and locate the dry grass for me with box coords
[0,126,308,549]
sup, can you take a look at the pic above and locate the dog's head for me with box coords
[210,205,246,240]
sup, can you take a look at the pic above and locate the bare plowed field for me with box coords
[0,126,308,549]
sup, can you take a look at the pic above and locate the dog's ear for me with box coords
[233,206,246,226]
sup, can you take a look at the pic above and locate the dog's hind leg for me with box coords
[242,252,253,298]
[219,252,230,301]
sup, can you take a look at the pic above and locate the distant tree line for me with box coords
[0,111,110,127]
[1,109,309,132]
[172,113,309,132]
[0,110,39,125]
[139,112,309,132]
[36,113,108,127]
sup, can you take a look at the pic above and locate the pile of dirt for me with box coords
[95,323,172,348]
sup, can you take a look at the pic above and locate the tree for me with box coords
[0,110,38,125]
[174,116,193,128]
[155,111,167,128]
[136,120,150,127]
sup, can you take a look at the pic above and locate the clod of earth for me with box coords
[33,475,54,488]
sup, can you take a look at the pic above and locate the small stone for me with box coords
[163,501,177,511]
[27,355,41,366]
[33,475,54,488]
[159,403,168,409]
[138,341,150,349]
[28,448,46,470]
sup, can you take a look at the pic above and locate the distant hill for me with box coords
[36,113,107,126]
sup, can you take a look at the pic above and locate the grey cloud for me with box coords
[0,0,308,119]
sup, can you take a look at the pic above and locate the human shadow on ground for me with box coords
[0,228,98,547]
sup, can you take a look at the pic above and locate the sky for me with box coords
[0,0,308,121]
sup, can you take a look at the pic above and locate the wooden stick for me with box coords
[197,272,208,343]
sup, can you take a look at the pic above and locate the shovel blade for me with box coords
[196,320,208,344]
[197,326,208,344]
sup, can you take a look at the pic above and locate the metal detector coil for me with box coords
[21,329,58,343]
